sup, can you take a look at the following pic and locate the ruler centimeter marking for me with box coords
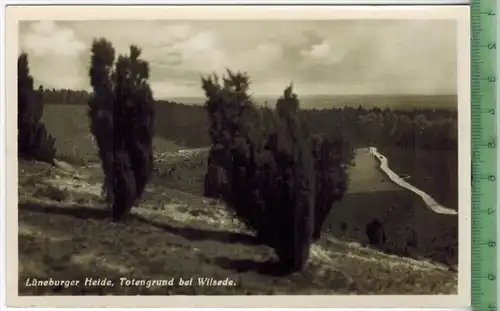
[471,0,498,311]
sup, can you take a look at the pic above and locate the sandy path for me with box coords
[369,147,457,215]
[82,147,210,169]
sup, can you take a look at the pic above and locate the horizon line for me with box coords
[156,93,458,100]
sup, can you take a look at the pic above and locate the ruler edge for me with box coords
[495,0,500,308]
[496,0,500,307]
[471,0,499,310]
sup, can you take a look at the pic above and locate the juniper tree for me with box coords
[18,53,56,164]
[265,84,316,272]
[311,133,350,241]
[202,75,320,273]
[202,74,232,199]
[202,70,269,233]
[88,39,154,221]
[202,70,258,202]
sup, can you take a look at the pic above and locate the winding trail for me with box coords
[82,147,211,169]
[369,147,457,215]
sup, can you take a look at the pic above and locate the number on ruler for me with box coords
[488,175,496,182]
[489,108,495,115]
[488,141,496,148]
[488,241,496,247]
[488,273,496,281]
[488,208,496,215]
[488,43,496,50]
[488,76,496,83]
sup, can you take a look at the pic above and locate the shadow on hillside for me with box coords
[19,202,260,247]
[19,202,111,220]
[133,214,260,246]
[325,190,458,266]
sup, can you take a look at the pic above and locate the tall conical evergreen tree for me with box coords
[267,84,316,272]
[18,52,56,164]
[88,38,154,221]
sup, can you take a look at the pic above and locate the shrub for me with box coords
[202,70,257,203]
[88,38,154,221]
[311,133,350,241]
[202,74,317,273]
[263,85,316,272]
[18,53,56,164]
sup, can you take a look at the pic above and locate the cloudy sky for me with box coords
[19,19,457,99]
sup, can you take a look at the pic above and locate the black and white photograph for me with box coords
[5,5,471,308]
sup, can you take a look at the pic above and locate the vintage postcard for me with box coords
[4,4,471,308]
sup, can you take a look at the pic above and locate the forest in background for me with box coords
[38,88,458,151]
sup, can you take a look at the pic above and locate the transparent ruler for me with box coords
[471,0,499,310]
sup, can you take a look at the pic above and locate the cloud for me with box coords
[300,40,349,65]
[168,31,227,72]
[305,41,330,59]
[19,19,458,98]
[22,21,86,57]
[20,21,88,90]
[240,43,283,70]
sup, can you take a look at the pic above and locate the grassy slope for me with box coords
[18,157,457,295]
[41,105,183,165]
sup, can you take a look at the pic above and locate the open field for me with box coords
[42,104,186,165]
[377,147,458,211]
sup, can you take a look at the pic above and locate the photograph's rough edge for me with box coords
[5,4,471,308]
[1,2,6,310]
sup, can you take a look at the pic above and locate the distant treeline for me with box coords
[38,88,458,152]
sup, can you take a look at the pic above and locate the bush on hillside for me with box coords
[311,134,350,241]
[202,70,256,202]
[18,53,56,164]
[203,74,320,273]
[261,85,316,272]
[88,38,155,221]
